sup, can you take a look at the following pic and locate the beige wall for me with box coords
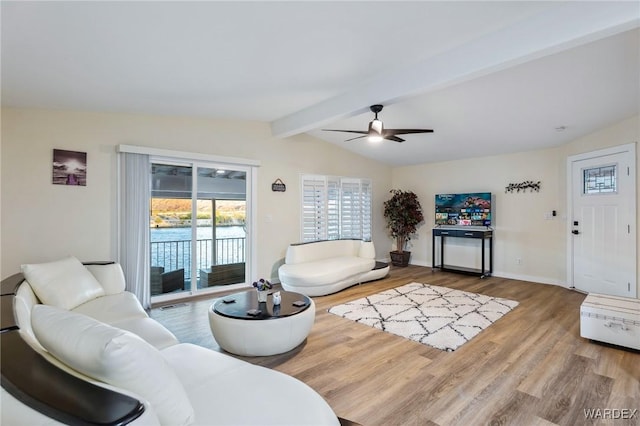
[2,108,637,295]
[392,114,639,292]
[0,108,392,280]
[392,146,566,284]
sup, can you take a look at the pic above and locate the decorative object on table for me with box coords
[272,291,282,305]
[505,180,540,193]
[52,149,87,186]
[252,278,272,303]
[329,282,518,352]
[383,189,424,267]
[271,178,286,192]
[256,291,268,303]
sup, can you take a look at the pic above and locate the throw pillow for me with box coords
[85,263,127,295]
[21,256,105,310]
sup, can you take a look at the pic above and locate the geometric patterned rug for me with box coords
[328,282,519,352]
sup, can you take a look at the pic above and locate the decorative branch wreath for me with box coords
[505,181,541,193]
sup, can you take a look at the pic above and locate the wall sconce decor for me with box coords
[505,180,540,193]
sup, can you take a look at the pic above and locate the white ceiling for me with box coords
[2,1,639,166]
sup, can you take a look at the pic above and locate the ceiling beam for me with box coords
[270,2,639,139]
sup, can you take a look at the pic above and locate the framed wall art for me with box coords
[52,149,87,186]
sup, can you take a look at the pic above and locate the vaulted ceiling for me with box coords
[2,1,638,166]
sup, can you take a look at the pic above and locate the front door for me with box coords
[568,143,636,297]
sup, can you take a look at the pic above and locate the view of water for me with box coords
[150,225,246,242]
[150,225,246,280]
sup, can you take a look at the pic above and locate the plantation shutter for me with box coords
[301,175,372,242]
[340,178,372,241]
[301,176,327,242]
[340,179,361,239]
[361,179,372,241]
[327,177,340,240]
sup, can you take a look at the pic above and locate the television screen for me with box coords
[435,192,492,226]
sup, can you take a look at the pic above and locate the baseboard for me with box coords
[482,271,566,287]
[407,259,430,267]
[401,260,567,287]
[278,259,566,288]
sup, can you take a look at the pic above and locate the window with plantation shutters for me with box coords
[301,175,372,242]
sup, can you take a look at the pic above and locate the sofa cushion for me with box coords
[21,256,105,310]
[110,317,179,350]
[72,292,147,323]
[161,343,339,426]
[31,305,194,426]
[85,263,127,295]
[279,256,375,287]
[358,241,376,259]
[285,239,362,264]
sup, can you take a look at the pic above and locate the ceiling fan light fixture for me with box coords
[322,104,433,143]
[370,118,383,134]
[368,118,383,142]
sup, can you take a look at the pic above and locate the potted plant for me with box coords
[383,189,424,267]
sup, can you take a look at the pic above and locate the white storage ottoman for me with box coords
[580,293,640,350]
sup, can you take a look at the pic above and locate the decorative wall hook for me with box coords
[271,178,286,192]
[505,180,540,193]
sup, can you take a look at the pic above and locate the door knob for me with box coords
[572,230,580,235]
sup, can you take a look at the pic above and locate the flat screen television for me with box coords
[435,192,492,227]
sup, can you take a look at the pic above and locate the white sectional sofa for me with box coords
[278,240,389,296]
[1,257,339,426]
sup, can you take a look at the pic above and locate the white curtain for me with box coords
[118,152,151,309]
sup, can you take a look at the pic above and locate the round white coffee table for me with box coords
[208,289,315,356]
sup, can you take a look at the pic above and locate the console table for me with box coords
[432,228,493,278]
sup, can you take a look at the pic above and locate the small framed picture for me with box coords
[52,149,87,186]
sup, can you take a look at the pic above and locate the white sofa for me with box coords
[1,257,339,426]
[278,240,389,297]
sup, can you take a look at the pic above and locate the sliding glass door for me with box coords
[150,163,193,297]
[195,166,246,290]
[149,160,249,301]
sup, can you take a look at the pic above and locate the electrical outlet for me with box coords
[516,258,522,265]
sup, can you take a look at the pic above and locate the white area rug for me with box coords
[328,282,519,352]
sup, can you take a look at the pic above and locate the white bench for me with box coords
[580,293,640,350]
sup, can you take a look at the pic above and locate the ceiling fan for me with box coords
[323,104,434,143]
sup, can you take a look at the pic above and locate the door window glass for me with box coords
[583,165,616,195]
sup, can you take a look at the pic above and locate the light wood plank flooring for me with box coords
[150,266,640,426]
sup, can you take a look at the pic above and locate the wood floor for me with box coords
[150,266,640,426]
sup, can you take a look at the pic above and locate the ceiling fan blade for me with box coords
[322,129,368,135]
[384,135,405,143]
[384,129,434,136]
[345,135,368,142]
